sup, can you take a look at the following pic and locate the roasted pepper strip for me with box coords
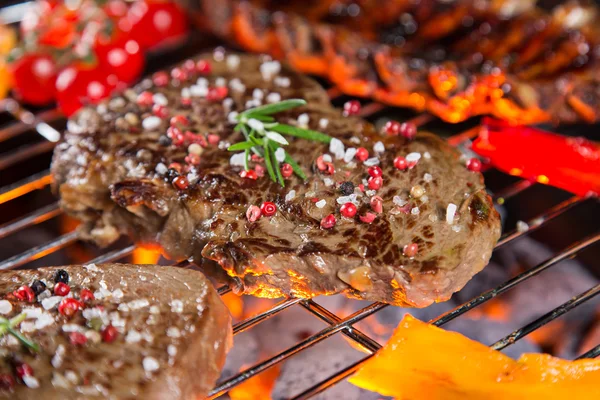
[349,314,600,399]
[472,118,600,196]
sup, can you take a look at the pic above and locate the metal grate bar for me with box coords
[0,202,61,240]
[430,233,600,327]
[299,299,381,353]
[0,231,78,270]
[0,108,62,143]
[88,245,135,264]
[233,298,302,335]
[0,171,52,205]
[0,141,56,171]
[496,196,586,248]
[493,179,534,204]
[576,345,600,360]
[491,283,600,351]
[209,302,387,398]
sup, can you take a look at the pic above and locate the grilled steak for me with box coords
[187,0,600,124]
[52,52,501,307]
[0,264,232,399]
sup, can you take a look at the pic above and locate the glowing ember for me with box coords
[349,315,600,399]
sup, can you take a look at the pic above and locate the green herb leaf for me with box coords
[284,153,307,180]
[228,142,256,151]
[263,142,277,183]
[7,327,39,352]
[240,99,307,117]
[270,124,332,144]
[271,147,285,187]
[244,149,250,171]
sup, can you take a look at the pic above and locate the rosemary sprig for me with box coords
[0,312,40,352]
[228,99,332,186]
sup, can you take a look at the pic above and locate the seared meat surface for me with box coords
[187,0,600,124]
[0,264,232,399]
[52,52,501,307]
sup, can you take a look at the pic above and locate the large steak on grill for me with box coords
[51,52,501,307]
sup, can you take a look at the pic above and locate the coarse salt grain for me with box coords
[252,88,264,100]
[190,84,208,97]
[152,93,168,106]
[260,61,281,81]
[142,116,162,130]
[181,87,191,98]
[275,148,286,163]
[20,322,36,332]
[168,345,177,357]
[143,357,160,372]
[424,173,433,183]
[42,296,63,310]
[215,77,226,87]
[112,289,124,299]
[230,152,247,167]
[227,54,241,70]
[274,76,290,87]
[285,190,296,202]
[452,225,462,232]
[411,207,420,215]
[23,376,40,389]
[337,194,359,205]
[364,157,380,166]
[406,152,421,163]
[167,327,181,338]
[424,151,431,159]
[52,345,65,368]
[126,330,142,343]
[229,78,245,93]
[329,138,345,160]
[315,199,327,208]
[323,178,334,187]
[188,143,203,155]
[322,154,333,163]
[171,300,184,313]
[128,298,149,310]
[319,118,329,129]
[222,98,233,110]
[228,111,239,124]
[344,148,357,163]
[373,141,385,153]
[266,92,281,103]
[446,203,457,224]
[84,263,99,272]
[0,300,12,315]
[297,113,309,127]
[35,312,54,329]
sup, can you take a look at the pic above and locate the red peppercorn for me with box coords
[246,205,262,222]
[343,100,361,116]
[254,164,265,177]
[359,212,377,224]
[207,87,228,101]
[207,134,220,145]
[152,104,168,118]
[466,158,482,172]
[394,156,408,170]
[182,59,196,73]
[101,325,118,343]
[281,163,293,178]
[403,243,419,257]
[0,374,14,391]
[355,147,369,162]
[368,166,383,178]
[69,332,88,346]
[80,288,94,302]
[325,162,335,175]
[383,120,401,136]
[260,202,277,217]
[171,67,188,81]
[170,115,189,127]
[152,71,169,87]
[251,154,263,162]
[196,60,212,74]
[370,196,383,214]
[168,162,182,173]
[240,170,258,180]
[181,97,192,107]
[368,176,383,190]
[136,91,154,106]
[340,202,357,218]
[13,285,35,302]
[358,183,365,192]
[185,153,201,166]
[320,214,337,229]
[399,122,417,140]
[54,282,70,296]
[58,298,83,318]
[173,176,189,190]
[15,363,33,379]
[316,156,327,171]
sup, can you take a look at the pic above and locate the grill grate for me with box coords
[0,6,599,398]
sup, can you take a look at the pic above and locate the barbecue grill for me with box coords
[0,2,599,398]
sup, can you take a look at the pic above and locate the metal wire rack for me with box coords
[0,4,599,398]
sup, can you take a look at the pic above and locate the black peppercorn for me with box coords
[164,168,179,183]
[158,135,172,146]
[339,181,355,196]
[30,280,46,296]
[54,269,69,284]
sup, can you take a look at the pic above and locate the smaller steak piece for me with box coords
[52,52,501,307]
[0,264,232,399]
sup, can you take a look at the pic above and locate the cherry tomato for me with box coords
[38,17,77,49]
[95,37,144,84]
[10,53,57,105]
[56,64,117,116]
[125,1,189,50]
